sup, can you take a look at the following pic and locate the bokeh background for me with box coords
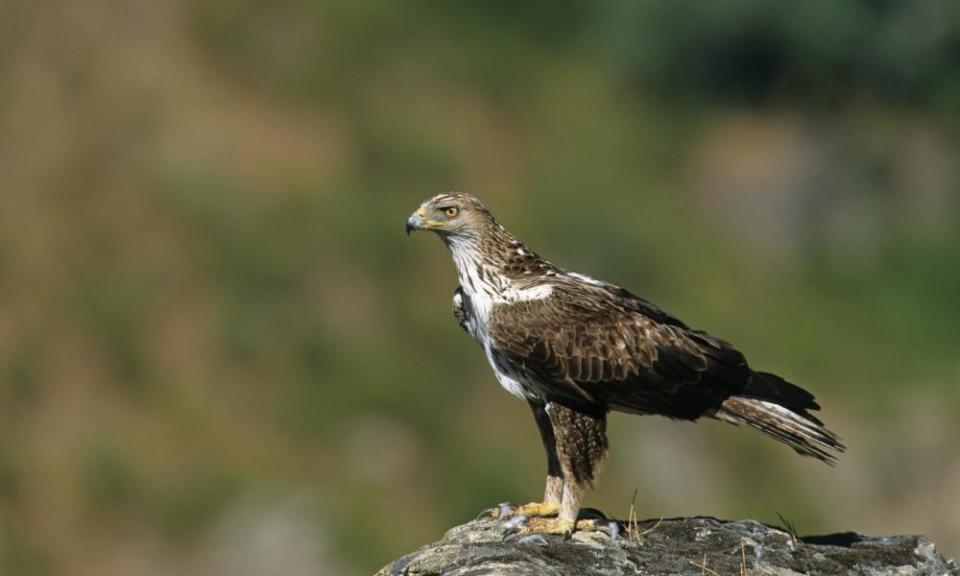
[1,1,959,574]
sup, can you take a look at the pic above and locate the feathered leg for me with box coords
[519,403,608,535]
[493,402,562,520]
[520,402,564,516]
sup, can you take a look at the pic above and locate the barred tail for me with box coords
[714,395,845,465]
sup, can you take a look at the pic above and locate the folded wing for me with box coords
[487,283,756,419]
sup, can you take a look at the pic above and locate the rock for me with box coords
[376,512,958,576]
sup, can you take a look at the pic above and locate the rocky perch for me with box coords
[377,513,957,576]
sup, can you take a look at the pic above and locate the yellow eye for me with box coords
[444,206,459,218]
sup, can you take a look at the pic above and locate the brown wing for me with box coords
[487,284,752,419]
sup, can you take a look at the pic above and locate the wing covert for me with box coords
[487,286,751,418]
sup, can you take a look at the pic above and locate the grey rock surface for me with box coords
[377,513,957,576]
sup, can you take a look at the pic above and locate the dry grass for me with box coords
[624,488,663,543]
[688,540,748,576]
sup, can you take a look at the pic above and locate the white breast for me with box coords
[447,241,550,401]
[485,345,535,400]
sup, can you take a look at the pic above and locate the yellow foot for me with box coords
[515,517,576,536]
[513,501,560,518]
[489,501,559,519]
[574,519,601,533]
[513,517,601,537]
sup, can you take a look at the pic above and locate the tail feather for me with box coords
[714,396,845,465]
[741,371,821,414]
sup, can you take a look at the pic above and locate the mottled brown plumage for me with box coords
[409,192,844,535]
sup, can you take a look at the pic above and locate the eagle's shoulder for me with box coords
[488,274,683,334]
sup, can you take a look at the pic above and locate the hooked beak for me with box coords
[405,208,427,236]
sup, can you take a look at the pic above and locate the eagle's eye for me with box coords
[443,206,459,218]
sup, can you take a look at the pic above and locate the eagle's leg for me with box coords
[493,402,562,519]
[518,403,608,535]
[517,402,564,516]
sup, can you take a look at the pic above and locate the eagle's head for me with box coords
[405,192,496,240]
[407,192,552,294]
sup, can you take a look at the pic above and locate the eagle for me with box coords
[406,192,844,536]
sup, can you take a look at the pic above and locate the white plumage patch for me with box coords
[505,283,553,301]
[486,345,535,400]
[567,272,604,286]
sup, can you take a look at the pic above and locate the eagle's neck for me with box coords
[444,227,555,403]
[443,229,556,314]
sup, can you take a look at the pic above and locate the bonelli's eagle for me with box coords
[407,192,843,536]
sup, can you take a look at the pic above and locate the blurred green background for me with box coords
[1,1,959,574]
